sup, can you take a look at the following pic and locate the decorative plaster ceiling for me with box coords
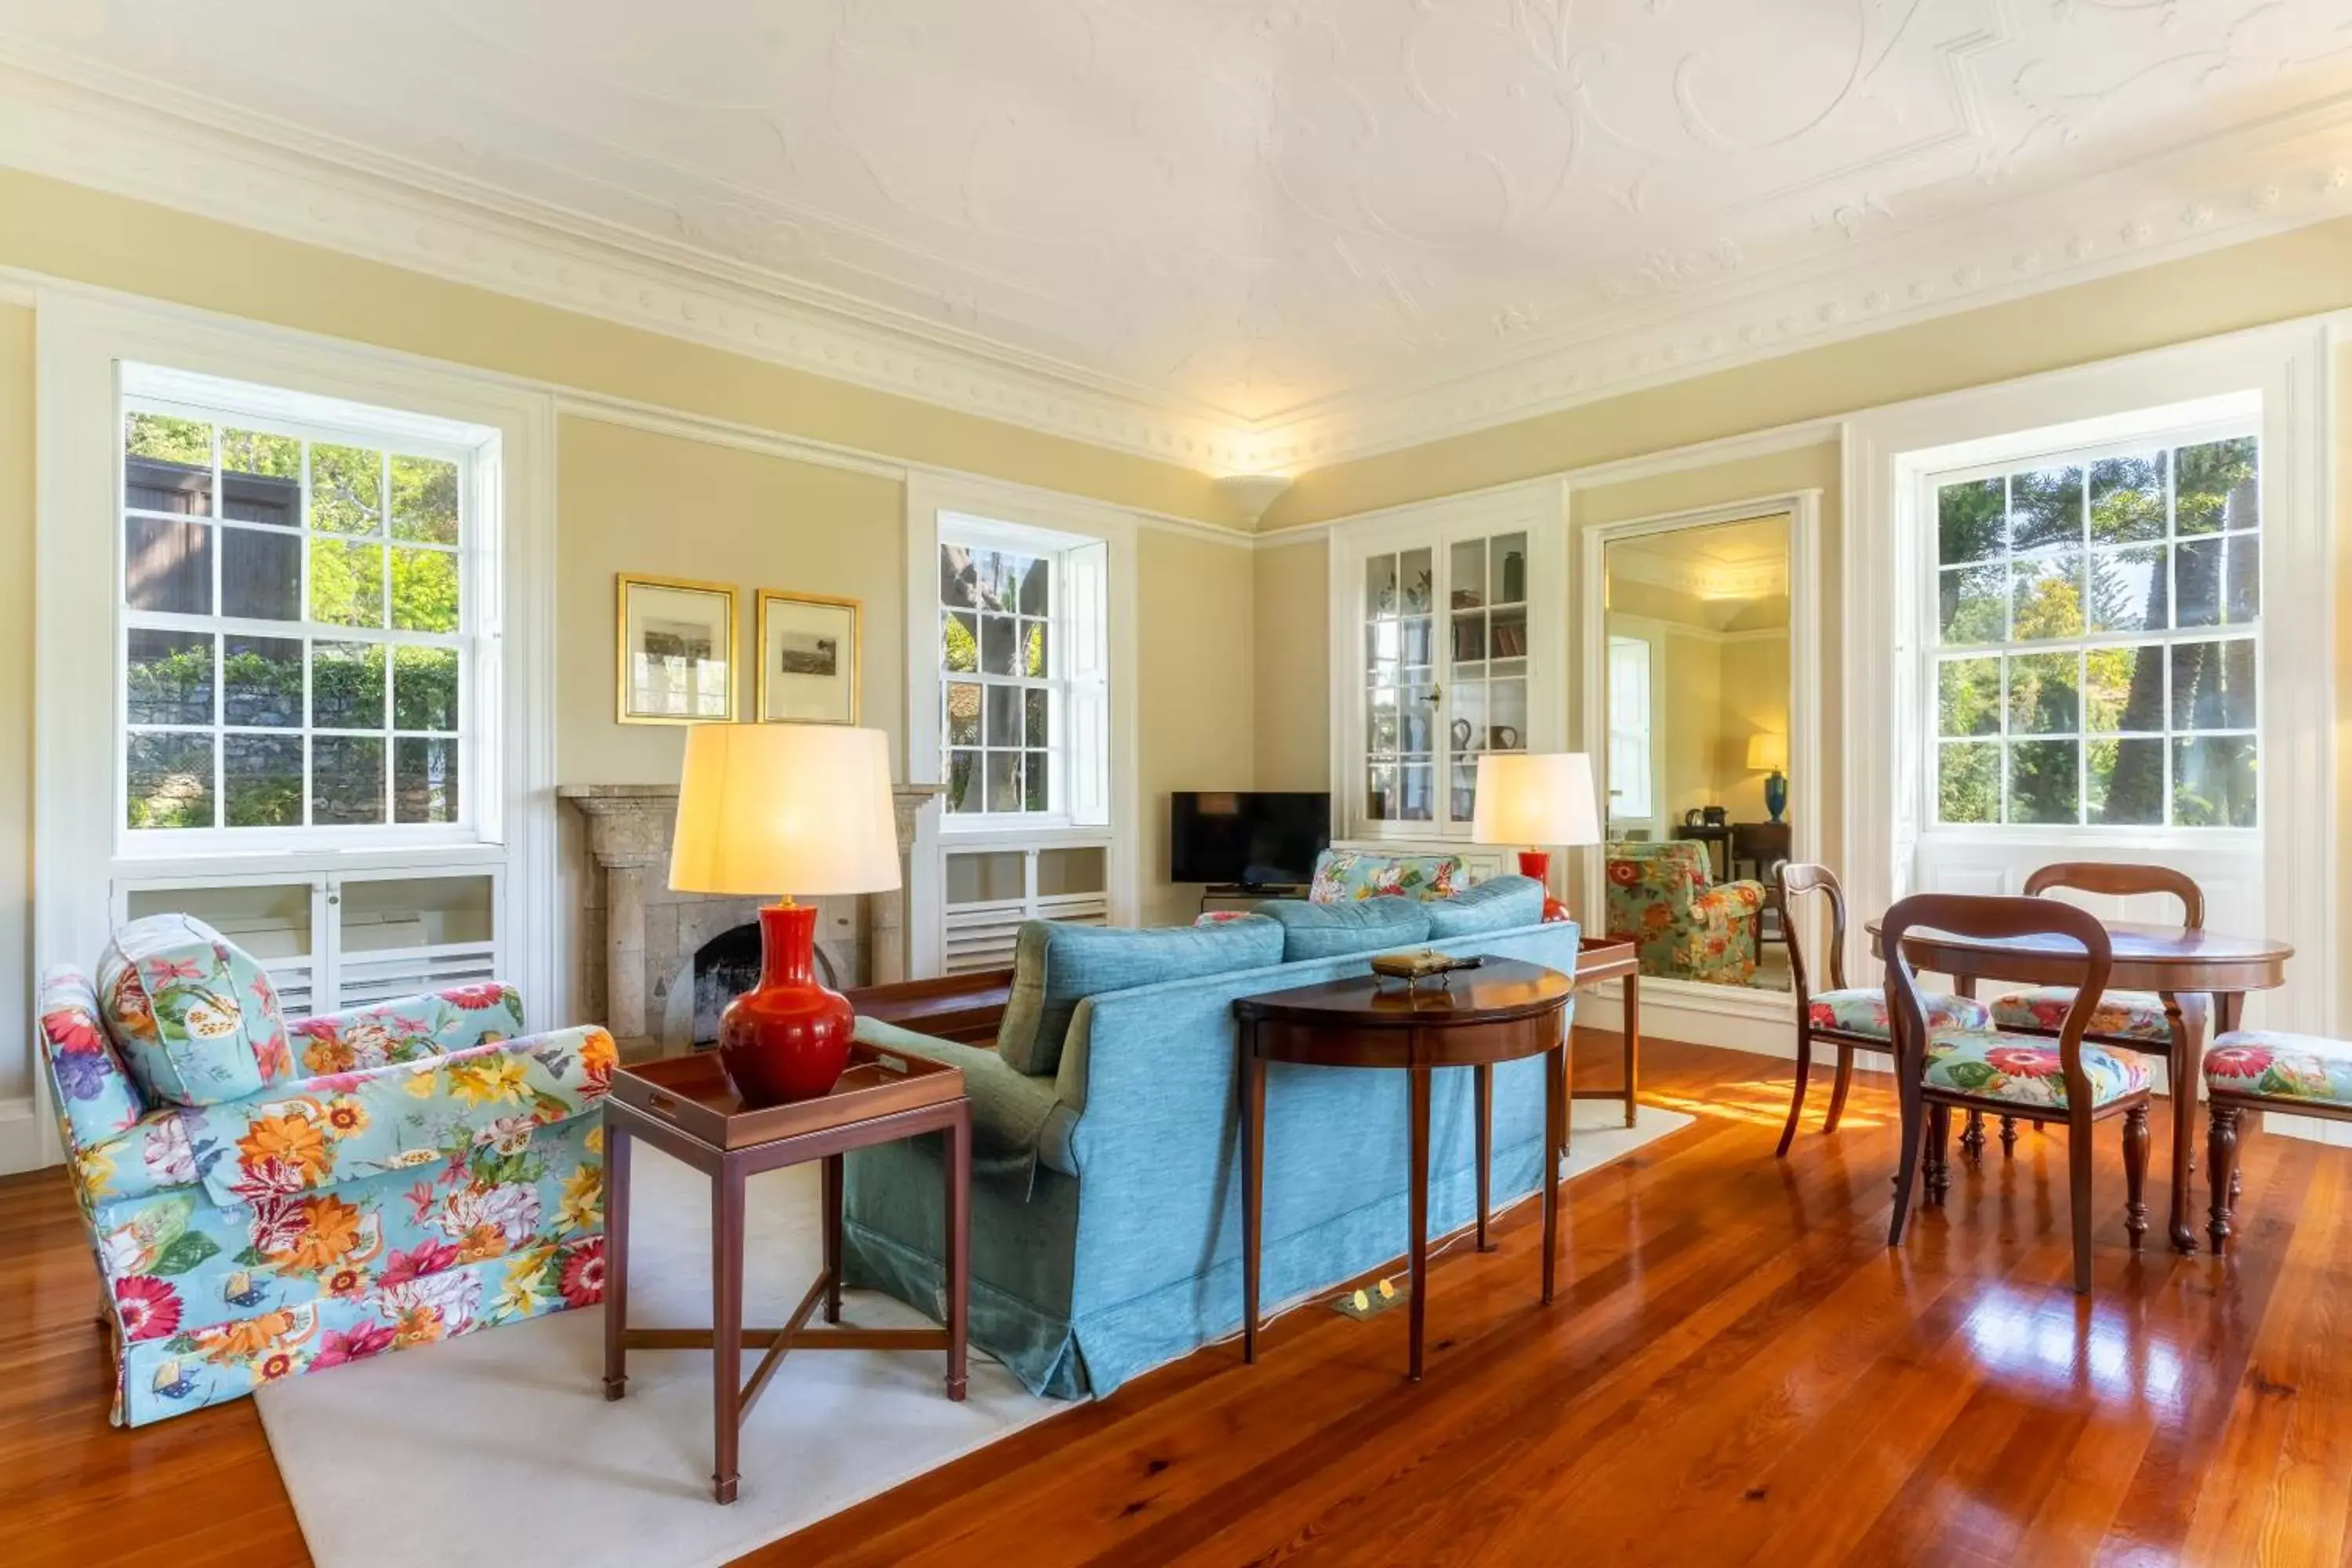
[1610,514,1789,604]
[2,2,2350,478]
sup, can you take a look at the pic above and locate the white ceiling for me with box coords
[2,1,2350,474]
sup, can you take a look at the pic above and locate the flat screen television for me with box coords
[1169,792,1331,889]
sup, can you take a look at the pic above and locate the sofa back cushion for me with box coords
[97,913,293,1107]
[1425,875,1546,938]
[1254,896,1432,962]
[1307,848,1467,905]
[37,966,147,1145]
[997,916,1284,1076]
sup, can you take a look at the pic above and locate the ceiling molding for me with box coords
[1,43,2350,479]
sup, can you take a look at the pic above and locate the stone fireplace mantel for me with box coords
[560,782,938,1054]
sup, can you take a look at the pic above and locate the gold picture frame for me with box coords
[615,573,738,725]
[756,590,862,725]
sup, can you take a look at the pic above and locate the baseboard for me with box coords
[0,1097,59,1177]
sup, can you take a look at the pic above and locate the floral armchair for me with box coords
[1605,840,1766,985]
[36,912,614,1426]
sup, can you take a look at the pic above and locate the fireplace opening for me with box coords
[668,921,841,1051]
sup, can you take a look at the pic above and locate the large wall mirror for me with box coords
[1599,511,1795,994]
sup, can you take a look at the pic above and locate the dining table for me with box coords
[1866,916,2293,1253]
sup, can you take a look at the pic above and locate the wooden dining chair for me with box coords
[1987,862,2205,1058]
[1882,893,2153,1295]
[1773,864,1991,1158]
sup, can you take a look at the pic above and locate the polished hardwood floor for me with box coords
[7,1033,2350,1566]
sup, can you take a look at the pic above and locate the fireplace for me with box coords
[658,918,843,1054]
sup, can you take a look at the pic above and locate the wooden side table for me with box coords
[1570,935,1641,1143]
[1232,959,1574,1381]
[602,1044,971,1504]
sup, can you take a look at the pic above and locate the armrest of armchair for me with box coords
[190,1023,616,1205]
[1691,879,1766,927]
[285,983,528,1075]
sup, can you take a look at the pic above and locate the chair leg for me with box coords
[1888,1079,1925,1247]
[1998,1115,2018,1158]
[1960,1109,1987,1164]
[1925,1104,1952,1207]
[2067,1115,2096,1294]
[1824,1044,1856,1134]
[2208,1105,2241,1255]
[2122,1105,2150,1250]
[1775,1029,1813,1159]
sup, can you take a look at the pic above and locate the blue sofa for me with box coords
[842,882,1577,1400]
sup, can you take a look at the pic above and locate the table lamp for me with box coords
[669,723,901,1104]
[1746,732,1789,823]
[1472,753,1602,924]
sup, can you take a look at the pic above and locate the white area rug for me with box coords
[258,1100,1691,1568]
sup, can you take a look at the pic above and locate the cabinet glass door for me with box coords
[1363,546,1436,822]
[1445,531,1530,822]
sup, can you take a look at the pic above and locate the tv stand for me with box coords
[1199,882,1308,914]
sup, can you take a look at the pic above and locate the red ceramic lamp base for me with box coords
[717,902,854,1105]
[1516,849,1573,924]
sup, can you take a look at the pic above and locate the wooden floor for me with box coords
[9,1033,2352,1566]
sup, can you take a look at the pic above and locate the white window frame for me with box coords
[1604,632,1657,825]
[31,290,560,1171]
[115,365,499,854]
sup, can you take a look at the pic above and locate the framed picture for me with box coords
[757,590,861,725]
[616,574,737,724]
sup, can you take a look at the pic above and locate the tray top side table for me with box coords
[601,1043,972,1504]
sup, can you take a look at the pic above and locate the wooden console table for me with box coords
[1571,935,1641,1141]
[602,1044,971,1504]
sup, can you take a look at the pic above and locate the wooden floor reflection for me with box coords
[5,1031,2346,1566]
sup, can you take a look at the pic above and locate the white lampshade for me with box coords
[669,724,902,898]
[1471,753,1602,848]
[1746,732,1789,773]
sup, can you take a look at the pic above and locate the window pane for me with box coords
[2088,738,2164,826]
[945,750,980,813]
[2176,535,2257,628]
[985,684,1022,747]
[1936,657,2000,738]
[1025,750,1049,811]
[127,731,214,829]
[312,641,387,729]
[1397,762,1434,822]
[1451,758,1479,822]
[222,526,302,620]
[2085,544,2165,633]
[2005,652,2079,735]
[2006,739,2078,825]
[1454,681,1488,752]
[2174,437,2256,535]
[2009,465,2082,553]
[939,544,977,609]
[945,681,982,746]
[1366,553,1398,615]
[2173,736,2256,827]
[1016,557,1050,616]
[125,414,214,516]
[1022,618,1048,677]
[1450,539,1486,611]
[223,634,303,728]
[1366,763,1399,822]
[309,444,383,534]
[394,646,460,731]
[125,516,213,614]
[224,734,303,827]
[985,752,1022,812]
[1399,615,1434,670]
[1024,688,1047,747]
[1491,533,1527,605]
[2085,645,2163,732]
[2169,640,2256,731]
[2010,550,2083,640]
[1937,564,2005,644]
[1367,691,1398,758]
[2088,453,2165,544]
[390,456,459,544]
[1451,612,1486,666]
[311,736,386,825]
[1401,685,1436,756]
[1937,477,2004,566]
[220,430,300,525]
[1399,549,1433,615]
[311,539,386,626]
[980,614,1016,675]
[394,738,459,824]
[128,630,214,726]
[942,610,977,672]
[972,552,1031,612]
[390,546,459,633]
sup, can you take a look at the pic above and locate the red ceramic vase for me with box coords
[1517,849,1573,924]
[717,902,854,1105]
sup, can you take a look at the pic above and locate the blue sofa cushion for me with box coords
[1252,896,1432,962]
[996,916,1284,1076]
[1425,875,1547,938]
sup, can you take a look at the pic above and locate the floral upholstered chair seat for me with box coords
[1922,1029,2154,1111]
[2203,1031,2352,1104]
[1603,840,1764,986]
[1306,849,1468,905]
[1987,985,2172,1044]
[1806,988,1990,1039]
[38,913,613,1427]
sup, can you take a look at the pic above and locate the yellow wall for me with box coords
[1250,535,1331,791]
[1135,530,1259,926]
[0,305,30,1087]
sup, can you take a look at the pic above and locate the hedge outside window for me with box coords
[122,406,468,833]
[1932,434,2258,829]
